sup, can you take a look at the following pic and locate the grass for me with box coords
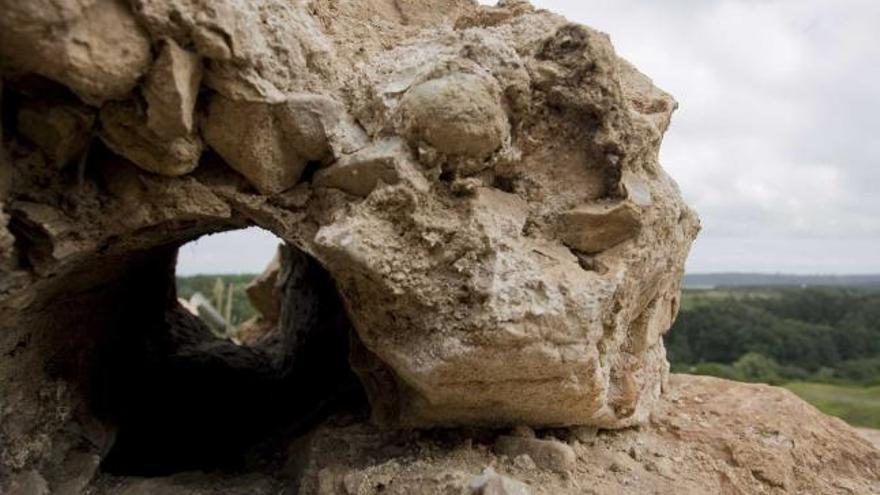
[783,382,880,429]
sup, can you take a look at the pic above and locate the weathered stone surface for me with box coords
[203,93,365,194]
[99,101,203,176]
[313,139,427,197]
[5,0,698,433]
[129,0,337,102]
[3,470,49,495]
[298,5,697,429]
[557,201,642,254]
[292,375,880,495]
[858,428,880,450]
[16,100,95,169]
[0,0,152,105]
[246,245,283,322]
[143,39,202,139]
[398,71,510,162]
[90,472,282,494]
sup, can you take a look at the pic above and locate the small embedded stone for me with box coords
[494,436,576,473]
[558,201,642,254]
[313,139,410,197]
[143,39,203,139]
[398,72,509,160]
[99,101,202,177]
[469,467,532,495]
[202,96,313,195]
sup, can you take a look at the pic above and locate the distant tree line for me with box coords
[666,287,880,386]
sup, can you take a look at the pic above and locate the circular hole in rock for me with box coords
[95,227,366,476]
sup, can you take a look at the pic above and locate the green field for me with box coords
[783,382,880,429]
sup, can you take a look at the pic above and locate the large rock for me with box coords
[4,1,697,437]
[312,10,698,428]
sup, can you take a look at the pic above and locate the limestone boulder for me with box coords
[0,0,714,489]
[311,11,699,429]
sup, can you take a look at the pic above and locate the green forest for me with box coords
[668,287,880,427]
[177,276,880,428]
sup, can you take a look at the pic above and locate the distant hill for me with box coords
[684,273,880,289]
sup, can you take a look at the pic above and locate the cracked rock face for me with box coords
[1,0,702,487]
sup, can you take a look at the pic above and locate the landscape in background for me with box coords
[178,272,880,429]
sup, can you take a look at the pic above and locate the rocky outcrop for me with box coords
[289,375,880,495]
[76,375,880,494]
[0,0,876,493]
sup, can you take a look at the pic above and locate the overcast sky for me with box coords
[178,0,880,275]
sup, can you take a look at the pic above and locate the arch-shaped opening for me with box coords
[87,226,366,476]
